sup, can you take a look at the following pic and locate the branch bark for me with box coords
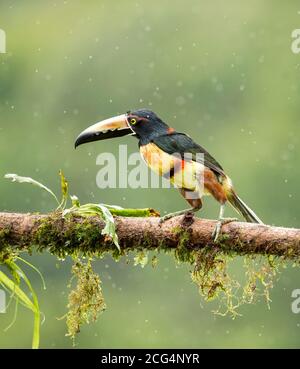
[0,212,299,259]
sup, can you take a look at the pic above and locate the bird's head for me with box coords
[75,109,170,148]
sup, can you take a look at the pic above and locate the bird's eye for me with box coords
[130,118,137,125]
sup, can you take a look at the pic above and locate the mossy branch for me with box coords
[0,212,299,260]
[3,174,297,345]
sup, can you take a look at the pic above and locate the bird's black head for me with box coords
[126,109,169,145]
[75,109,171,148]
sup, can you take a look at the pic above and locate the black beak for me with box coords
[75,114,134,148]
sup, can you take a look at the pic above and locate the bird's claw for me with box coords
[159,214,173,224]
[212,217,238,242]
[159,209,198,224]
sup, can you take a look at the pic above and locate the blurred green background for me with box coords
[0,0,300,348]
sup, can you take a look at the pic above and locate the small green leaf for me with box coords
[0,259,42,349]
[4,173,60,207]
[13,263,40,349]
[109,208,160,217]
[0,270,35,312]
[17,257,46,291]
[59,170,69,209]
[70,195,80,207]
[98,204,120,252]
[101,204,124,210]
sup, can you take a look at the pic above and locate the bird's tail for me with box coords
[227,189,263,224]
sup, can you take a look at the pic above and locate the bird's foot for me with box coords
[159,212,181,224]
[159,208,197,224]
[159,214,172,224]
[212,217,238,242]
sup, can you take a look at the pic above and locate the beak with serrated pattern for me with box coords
[75,114,134,148]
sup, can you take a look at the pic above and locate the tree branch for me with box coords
[0,212,299,260]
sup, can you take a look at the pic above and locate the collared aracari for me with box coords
[75,109,263,240]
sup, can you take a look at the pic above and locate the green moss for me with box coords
[33,214,116,260]
[133,250,149,268]
[0,227,10,240]
[66,258,106,343]
[151,255,158,268]
[0,227,11,248]
[172,226,195,264]
[0,228,17,264]
[192,248,237,312]
[33,214,165,261]
[190,247,285,317]
[0,248,17,265]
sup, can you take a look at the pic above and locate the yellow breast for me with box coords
[140,143,205,192]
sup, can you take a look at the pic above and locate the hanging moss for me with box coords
[162,221,287,318]
[189,246,285,317]
[66,258,106,343]
[133,250,149,268]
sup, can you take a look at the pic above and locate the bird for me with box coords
[75,109,263,241]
